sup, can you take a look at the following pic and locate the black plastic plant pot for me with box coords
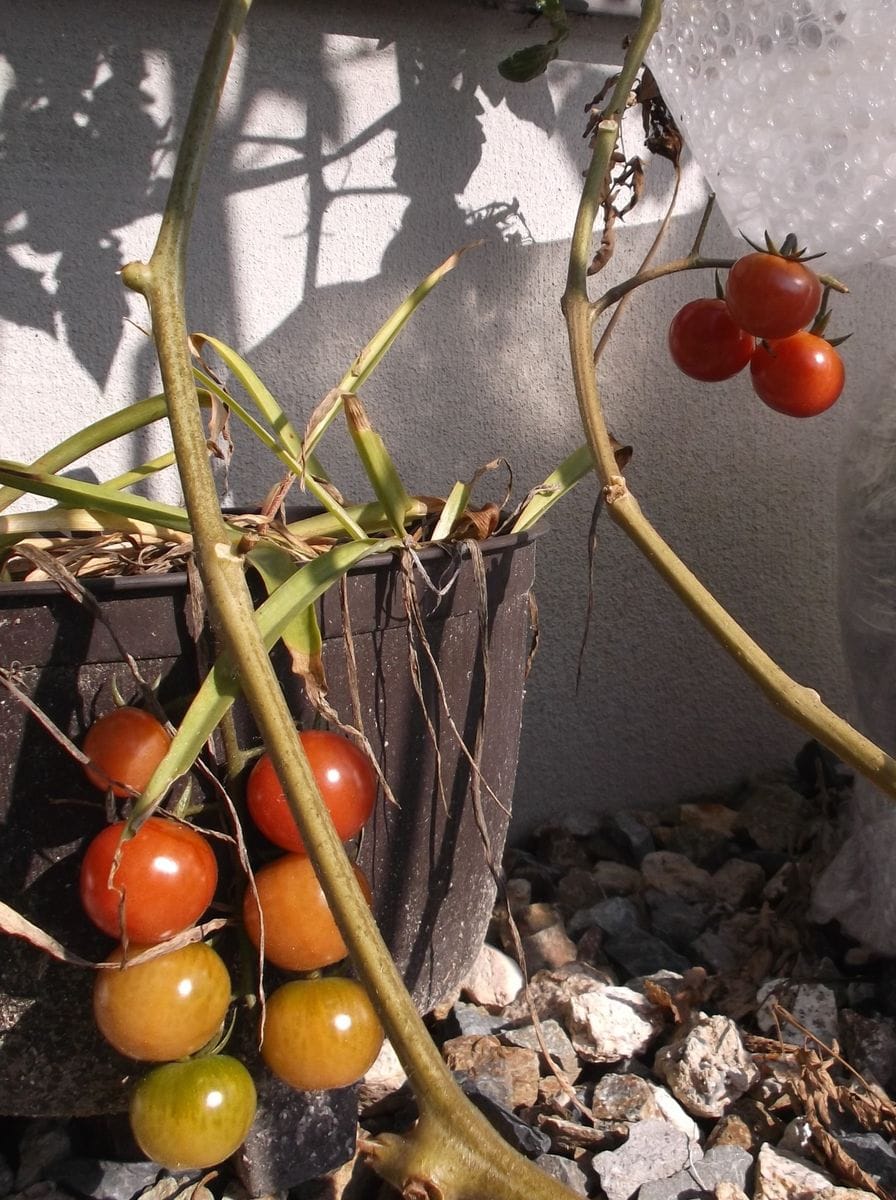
[0,528,538,1137]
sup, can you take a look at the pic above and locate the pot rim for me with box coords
[0,524,544,601]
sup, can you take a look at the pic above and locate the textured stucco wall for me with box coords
[2,0,885,836]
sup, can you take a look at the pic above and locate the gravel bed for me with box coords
[4,742,896,1200]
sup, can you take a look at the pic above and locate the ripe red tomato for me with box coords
[261,977,383,1091]
[667,298,755,382]
[83,707,172,798]
[93,941,231,1061]
[725,252,822,340]
[80,816,218,942]
[750,332,845,417]
[129,1055,256,1169]
[242,854,372,972]
[247,730,377,854]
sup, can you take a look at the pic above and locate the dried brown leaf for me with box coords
[809,1119,890,1200]
[259,473,296,521]
[0,900,100,967]
[588,207,617,276]
[452,503,500,541]
[0,900,227,969]
[205,388,234,468]
[639,68,683,166]
[612,437,633,471]
[643,965,711,1026]
[302,387,343,469]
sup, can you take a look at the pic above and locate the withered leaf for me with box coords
[0,899,226,968]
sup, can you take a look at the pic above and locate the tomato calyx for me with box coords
[739,229,826,264]
[806,295,852,348]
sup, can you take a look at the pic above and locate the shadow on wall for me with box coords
[4,0,841,834]
[221,1,606,505]
[0,21,168,388]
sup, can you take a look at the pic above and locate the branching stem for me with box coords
[121,1,583,1197]
[563,3,896,801]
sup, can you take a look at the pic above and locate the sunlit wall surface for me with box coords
[3,0,879,834]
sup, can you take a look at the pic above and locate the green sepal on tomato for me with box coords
[129,1055,256,1170]
[725,249,822,341]
[246,729,376,853]
[80,816,218,942]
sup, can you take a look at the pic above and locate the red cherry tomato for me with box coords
[247,730,376,854]
[83,707,172,798]
[93,941,231,1061]
[667,298,755,382]
[725,252,822,340]
[129,1055,256,1170]
[242,854,372,972]
[261,977,383,1091]
[750,332,845,417]
[80,817,218,942]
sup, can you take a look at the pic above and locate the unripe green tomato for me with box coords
[94,941,231,1061]
[129,1055,256,1169]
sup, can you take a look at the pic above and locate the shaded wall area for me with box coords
[1,0,868,835]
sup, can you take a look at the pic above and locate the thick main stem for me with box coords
[563,1,896,800]
[122,3,578,1198]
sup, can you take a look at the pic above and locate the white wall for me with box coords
[2,0,886,835]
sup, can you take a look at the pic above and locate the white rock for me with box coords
[753,1143,877,1199]
[777,1116,815,1156]
[358,1038,407,1108]
[756,980,839,1048]
[654,1013,758,1118]
[567,985,665,1063]
[594,1118,700,1200]
[646,1081,702,1142]
[460,942,524,1009]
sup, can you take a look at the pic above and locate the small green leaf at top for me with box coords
[499,41,560,82]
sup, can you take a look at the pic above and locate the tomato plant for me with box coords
[247,729,376,853]
[242,854,372,972]
[667,298,755,382]
[261,977,383,1091]
[80,816,218,942]
[83,707,171,798]
[93,941,231,1061]
[129,1055,256,1169]
[725,252,822,340]
[750,332,845,417]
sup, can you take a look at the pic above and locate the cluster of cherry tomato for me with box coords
[667,246,846,418]
[78,707,383,1169]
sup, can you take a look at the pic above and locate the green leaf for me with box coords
[129,536,400,824]
[304,245,481,458]
[342,394,413,538]
[104,452,178,492]
[0,393,174,515]
[284,497,432,542]
[511,443,595,532]
[431,482,471,543]
[498,42,560,83]
[0,461,194,534]
[247,541,325,692]
[191,334,304,462]
[191,364,367,542]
